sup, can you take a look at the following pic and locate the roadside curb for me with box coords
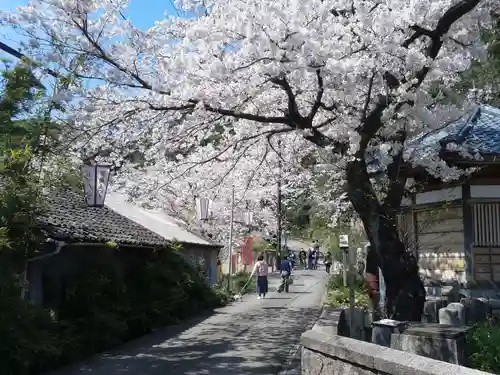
[277,275,330,375]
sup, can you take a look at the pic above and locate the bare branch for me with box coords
[362,71,376,121]
[309,69,324,120]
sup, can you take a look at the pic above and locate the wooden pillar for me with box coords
[462,184,474,285]
[411,193,419,260]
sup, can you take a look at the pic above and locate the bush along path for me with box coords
[42,269,329,375]
[2,248,229,375]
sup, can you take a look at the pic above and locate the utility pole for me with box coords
[227,185,235,292]
[276,139,283,270]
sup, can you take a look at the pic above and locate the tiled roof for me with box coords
[38,189,169,247]
[409,104,500,157]
[104,193,221,247]
[368,104,500,174]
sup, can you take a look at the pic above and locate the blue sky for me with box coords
[0,0,178,60]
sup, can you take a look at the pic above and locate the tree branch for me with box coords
[362,71,376,121]
[309,69,324,120]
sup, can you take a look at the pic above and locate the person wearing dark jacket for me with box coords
[364,244,381,317]
[277,258,292,293]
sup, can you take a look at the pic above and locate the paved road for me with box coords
[47,269,328,375]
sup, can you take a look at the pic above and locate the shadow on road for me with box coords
[48,305,320,375]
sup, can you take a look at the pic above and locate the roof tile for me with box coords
[38,189,168,247]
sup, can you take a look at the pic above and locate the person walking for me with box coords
[307,248,314,270]
[250,253,269,299]
[288,250,296,269]
[277,257,292,293]
[324,251,333,273]
[299,248,307,268]
[314,245,320,270]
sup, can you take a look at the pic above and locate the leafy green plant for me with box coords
[326,274,370,311]
[0,63,62,375]
[218,270,256,294]
[56,264,130,362]
[0,64,229,374]
[0,276,59,375]
[467,316,500,372]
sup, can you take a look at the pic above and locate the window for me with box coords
[472,203,500,247]
[472,202,500,281]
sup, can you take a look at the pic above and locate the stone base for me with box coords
[301,329,491,375]
[390,323,470,365]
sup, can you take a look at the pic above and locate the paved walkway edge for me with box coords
[277,279,330,375]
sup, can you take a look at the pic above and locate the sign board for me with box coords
[339,234,349,248]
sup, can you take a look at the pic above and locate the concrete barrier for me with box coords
[301,329,491,375]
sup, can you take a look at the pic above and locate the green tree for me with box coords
[0,64,49,276]
[0,63,63,375]
[457,16,500,105]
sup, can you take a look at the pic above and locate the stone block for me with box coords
[483,298,500,313]
[423,297,448,323]
[313,307,367,341]
[312,307,348,337]
[371,319,409,347]
[347,308,367,340]
[390,323,471,365]
[301,329,490,375]
[442,284,460,303]
[439,303,466,326]
[460,297,491,324]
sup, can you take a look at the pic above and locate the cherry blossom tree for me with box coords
[2,0,497,319]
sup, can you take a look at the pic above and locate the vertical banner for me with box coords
[241,236,253,265]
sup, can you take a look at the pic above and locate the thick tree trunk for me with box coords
[375,218,426,321]
[346,159,425,321]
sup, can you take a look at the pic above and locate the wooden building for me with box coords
[396,104,500,296]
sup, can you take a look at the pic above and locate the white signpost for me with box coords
[339,234,349,249]
[339,235,349,286]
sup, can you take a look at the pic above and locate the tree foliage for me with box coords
[458,14,500,105]
[0,64,48,275]
[2,0,497,319]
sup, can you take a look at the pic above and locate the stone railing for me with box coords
[301,329,491,375]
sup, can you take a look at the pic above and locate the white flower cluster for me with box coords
[0,0,496,238]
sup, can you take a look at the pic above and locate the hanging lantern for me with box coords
[82,162,112,207]
[243,210,254,226]
[195,197,212,221]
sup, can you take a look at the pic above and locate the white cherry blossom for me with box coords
[1,0,497,317]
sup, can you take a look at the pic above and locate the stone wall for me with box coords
[301,330,491,375]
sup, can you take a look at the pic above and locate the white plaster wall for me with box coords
[471,185,500,199]
[415,187,462,205]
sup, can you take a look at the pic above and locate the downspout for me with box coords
[27,241,66,263]
[21,241,66,300]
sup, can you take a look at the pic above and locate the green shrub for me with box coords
[56,264,130,362]
[125,248,224,332]
[326,274,369,311]
[327,273,366,291]
[0,277,59,375]
[210,284,232,305]
[218,271,256,293]
[468,316,500,372]
[1,247,229,375]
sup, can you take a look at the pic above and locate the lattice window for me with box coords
[472,203,500,247]
[472,203,500,282]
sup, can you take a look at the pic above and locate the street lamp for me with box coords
[242,210,254,227]
[195,197,212,221]
[82,162,112,207]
